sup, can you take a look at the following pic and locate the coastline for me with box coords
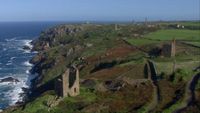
[1,22,199,113]
[15,40,39,106]
[0,39,38,112]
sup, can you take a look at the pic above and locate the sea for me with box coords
[0,22,68,110]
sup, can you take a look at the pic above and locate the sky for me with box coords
[0,0,199,22]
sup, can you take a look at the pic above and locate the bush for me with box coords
[174,68,193,82]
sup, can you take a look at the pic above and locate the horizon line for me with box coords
[0,19,199,23]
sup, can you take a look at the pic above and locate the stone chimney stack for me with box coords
[115,24,118,31]
[74,68,80,95]
[61,69,70,97]
[171,39,176,57]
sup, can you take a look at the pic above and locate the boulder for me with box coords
[23,45,31,50]
[86,43,93,47]
[0,77,19,83]
[103,80,126,91]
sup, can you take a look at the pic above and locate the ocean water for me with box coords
[0,22,67,109]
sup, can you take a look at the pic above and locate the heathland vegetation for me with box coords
[3,21,200,113]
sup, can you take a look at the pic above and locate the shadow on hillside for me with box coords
[21,77,59,110]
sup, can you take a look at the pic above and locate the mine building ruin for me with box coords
[162,39,176,57]
[55,66,80,97]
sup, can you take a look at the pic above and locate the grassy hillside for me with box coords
[3,22,200,113]
[145,29,200,41]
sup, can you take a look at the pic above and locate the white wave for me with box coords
[6,63,12,66]
[10,57,16,60]
[6,85,23,105]
[8,60,12,63]
[23,61,33,67]
[5,38,16,42]
[0,76,20,86]
[6,57,15,65]
[0,82,11,86]
[0,37,37,107]
[2,77,27,105]
[32,51,38,54]
[24,40,33,53]
[26,70,30,74]
[0,72,38,106]
[0,81,18,86]
[23,50,31,54]
[22,40,33,49]
[13,39,33,53]
[3,48,7,51]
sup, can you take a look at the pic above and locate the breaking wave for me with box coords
[0,37,37,109]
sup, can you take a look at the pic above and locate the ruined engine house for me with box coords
[162,39,176,57]
[55,66,80,97]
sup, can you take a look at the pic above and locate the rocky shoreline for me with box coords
[0,77,20,83]
[2,25,84,111]
[2,23,200,113]
[0,42,38,112]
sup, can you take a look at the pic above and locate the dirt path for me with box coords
[146,60,161,112]
[173,72,200,113]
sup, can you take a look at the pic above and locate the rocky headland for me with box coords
[3,23,200,113]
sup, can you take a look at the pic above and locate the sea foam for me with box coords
[23,61,33,67]
[0,38,36,108]
[23,40,33,49]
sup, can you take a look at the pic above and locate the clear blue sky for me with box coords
[0,0,199,22]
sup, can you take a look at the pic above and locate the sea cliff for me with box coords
[3,22,200,113]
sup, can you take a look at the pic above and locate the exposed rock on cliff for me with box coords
[29,25,85,91]
[32,25,83,51]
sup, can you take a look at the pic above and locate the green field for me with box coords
[160,21,200,27]
[126,29,200,46]
[144,29,200,41]
[155,61,199,78]
[178,21,200,27]
[184,41,200,47]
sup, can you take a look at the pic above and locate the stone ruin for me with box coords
[55,66,80,97]
[162,39,176,57]
[115,24,121,31]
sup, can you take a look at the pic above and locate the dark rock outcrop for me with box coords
[23,45,31,50]
[32,25,83,51]
[0,77,19,83]
[104,80,126,91]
